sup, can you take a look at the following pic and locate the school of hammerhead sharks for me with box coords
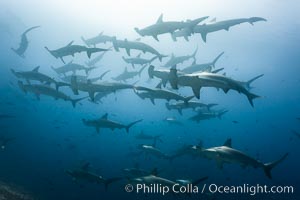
[9,15,289,192]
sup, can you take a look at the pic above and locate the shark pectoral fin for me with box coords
[222,88,229,94]
[153,35,159,41]
[126,48,130,56]
[88,91,95,101]
[178,109,183,115]
[192,86,201,99]
[60,57,65,64]
[150,98,155,105]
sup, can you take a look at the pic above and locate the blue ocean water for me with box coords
[0,1,299,199]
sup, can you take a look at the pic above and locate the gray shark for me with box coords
[122,54,158,68]
[172,17,266,42]
[162,47,198,68]
[135,131,163,146]
[134,86,193,105]
[17,81,85,108]
[70,76,134,101]
[189,110,228,123]
[194,17,267,42]
[81,32,114,47]
[82,113,142,133]
[181,52,224,73]
[11,66,69,90]
[61,70,110,83]
[51,61,95,76]
[165,101,218,115]
[169,69,261,107]
[66,164,122,190]
[112,37,166,61]
[138,144,170,159]
[199,139,288,179]
[11,26,40,58]
[112,65,146,82]
[45,41,108,63]
[134,14,208,41]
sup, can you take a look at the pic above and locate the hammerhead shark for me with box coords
[11,66,69,90]
[112,65,146,82]
[162,47,198,68]
[17,81,85,107]
[198,139,288,179]
[134,14,208,41]
[82,113,142,133]
[122,54,158,68]
[11,26,40,58]
[45,41,108,63]
[81,32,114,47]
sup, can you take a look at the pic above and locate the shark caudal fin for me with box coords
[263,153,288,179]
[125,119,143,133]
[23,26,41,35]
[211,52,224,68]
[246,92,260,107]
[81,36,89,47]
[244,74,264,90]
[134,28,142,36]
[184,96,194,104]
[138,65,147,77]
[70,75,79,95]
[191,46,198,61]
[104,177,123,191]
[148,65,155,78]
[217,110,228,119]
[71,97,87,108]
[169,66,179,90]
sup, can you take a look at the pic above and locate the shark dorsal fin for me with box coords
[101,113,108,119]
[192,60,196,65]
[223,138,232,147]
[99,31,103,36]
[32,66,40,72]
[66,41,74,47]
[156,14,163,24]
[137,53,141,58]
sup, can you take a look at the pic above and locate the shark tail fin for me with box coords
[71,96,87,108]
[126,119,143,133]
[246,92,260,107]
[81,36,89,46]
[104,177,123,191]
[245,74,264,90]
[263,153,288,179]
[218,110,228,119]
[148,65,155,78]
[184,96,194,104]
[70,75,79,95]
[99,70,110,80]
[138,65,147,77]
[212,52,224,68]
[192,46,198,60]
[192,176,209,186]
[169,67,179,89]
